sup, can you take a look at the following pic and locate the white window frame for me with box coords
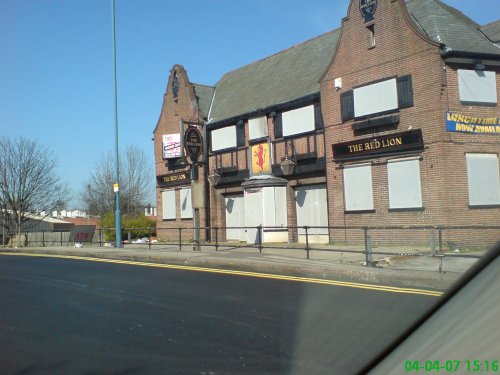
[248,116,268,140]
[466,153,500,206]
[343,163,374,211]
[180,188,193,219]
[211,126,236,151]
[282,105,315,137]
[387,157,423,209]
[161,189,176,220]
[354,78,398,118]
[458,69,497,104]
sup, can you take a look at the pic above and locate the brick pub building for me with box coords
[154,0,499,247]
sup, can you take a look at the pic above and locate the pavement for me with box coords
[0,242,487,291]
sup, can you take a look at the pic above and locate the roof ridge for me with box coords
[216,28,340,83]
[417,0,497,51]
[433,0,479,29]
[481,19,500,29]
[191,82,215,89]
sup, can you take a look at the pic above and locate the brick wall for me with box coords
[155,1,499,247]
[154,65,208,241]
[320,0,500,246]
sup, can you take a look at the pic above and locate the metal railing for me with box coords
[5,224,498,269]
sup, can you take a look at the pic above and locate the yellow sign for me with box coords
[251,143,271,175]
[113,183,119,192]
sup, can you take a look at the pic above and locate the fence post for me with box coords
[430,228,436,256]
[215,227,219,252]
[364,227,373,267]
[304,226,310,260]
[99,228,102,247]
[257,225,263,253]
[438,226,443,253]
[60,230,63,246]
[178,227,182,251]
[148,228,152,250]
[42,231,45,247]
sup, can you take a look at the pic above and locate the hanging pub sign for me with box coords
[360,0,377,22]
[332,129,424,160]
[446,112,500,134]
[184,126,203,162]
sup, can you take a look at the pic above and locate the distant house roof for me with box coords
[406,0,500,57]
[480,20,500,43]
[207,29,340,125]
[61,217,101,228]
[17,212,71,224]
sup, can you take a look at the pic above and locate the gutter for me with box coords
[441,44,500,64]
[440,47,500,66]
[206,92,320,130]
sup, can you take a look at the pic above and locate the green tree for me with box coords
[101,213,155,242]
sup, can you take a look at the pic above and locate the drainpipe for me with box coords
[203,121,211,241]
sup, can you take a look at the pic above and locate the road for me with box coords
[0,255,438,374]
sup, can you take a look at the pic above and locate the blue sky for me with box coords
[0,0,497,208]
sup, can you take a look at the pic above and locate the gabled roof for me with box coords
[180,0,499,127]
[192,83,215,120]
[208,29,340,124]
[406,0,500,57]
[481,20,500,43]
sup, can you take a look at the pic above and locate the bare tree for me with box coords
[81,145,154,217]
[0,136,71,240]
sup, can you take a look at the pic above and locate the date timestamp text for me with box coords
[404,360,499,373]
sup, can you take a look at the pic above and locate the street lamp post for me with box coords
[112,0,122,248]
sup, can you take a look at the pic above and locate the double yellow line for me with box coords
[0,252,443,297]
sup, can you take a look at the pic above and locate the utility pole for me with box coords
[17,209,21,248]
[111,0,122,247]
[1,209,4,246]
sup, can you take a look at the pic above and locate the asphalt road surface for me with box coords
[0,255,438,374]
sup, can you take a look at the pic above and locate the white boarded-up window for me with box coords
[162,190,176,220]
[273,186,288,228]
[466,154,500,206]
[211,126,236,151]
[295,185,328,235]
[225,195,245,241]
[282,105,315,137]
[387,158,423,209]
[354,78,398,117]
[249,116,268,140]
[262,186,288,228]
[180,188,192,219]
[458,70,497,104]
[343,164,374,211]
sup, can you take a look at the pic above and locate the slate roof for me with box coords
[406,0,500,56]
[192,83,215,120]
[208,29,340,124]
[480,20,500,43]
[196,0,499,126]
